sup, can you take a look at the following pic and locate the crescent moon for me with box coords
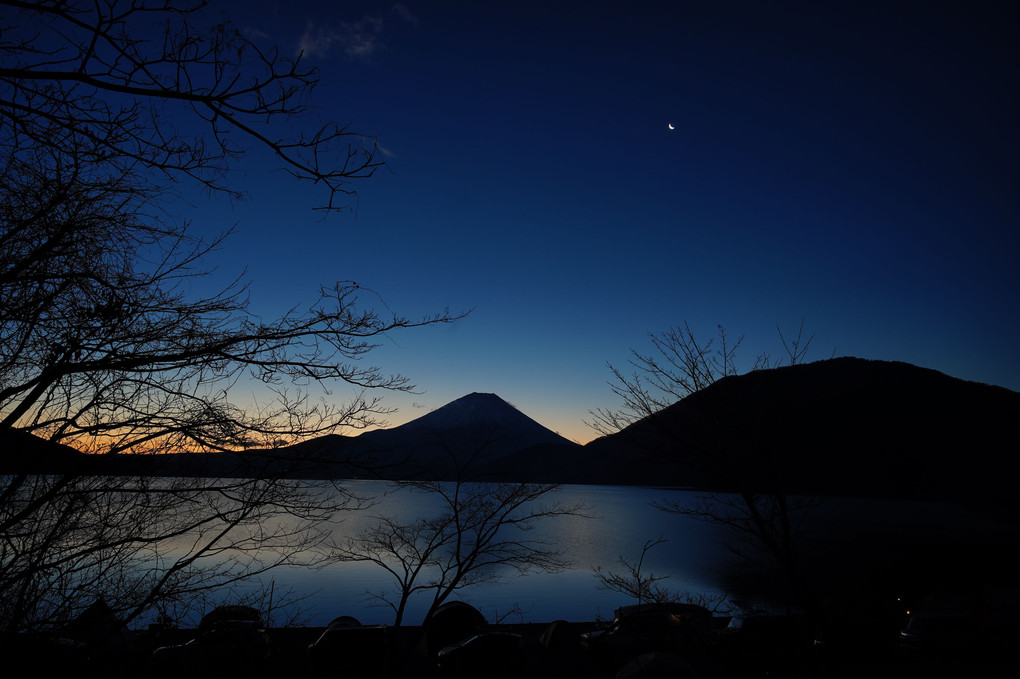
[668,123,675,130]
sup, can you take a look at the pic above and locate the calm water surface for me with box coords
[271,482,733,626]
[239,482,1010,627]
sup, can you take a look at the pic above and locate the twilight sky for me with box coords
[194,0,1019,443]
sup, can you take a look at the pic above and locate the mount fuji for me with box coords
[330,392,580,479]
[388,392,572,444]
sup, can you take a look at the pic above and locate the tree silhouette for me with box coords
[332,431,586,629]
[593,535,730,612]
[1,0,380,210]
[589,322,822,618]
[0,0,456,632]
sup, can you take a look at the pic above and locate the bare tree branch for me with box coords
[593,535,731,613]
[0,0,462,633]
[331,429,588,629]
[1,0,381,210]
[588,322,827,619]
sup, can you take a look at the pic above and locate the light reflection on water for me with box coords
[262,482,740,626]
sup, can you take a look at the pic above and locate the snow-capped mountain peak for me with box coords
[401,393,525,430]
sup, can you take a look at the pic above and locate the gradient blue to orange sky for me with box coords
[187,1,1018,443]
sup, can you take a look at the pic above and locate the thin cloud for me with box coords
[390,3,417,26]
[296,5,416,60]
[298,15,383,59]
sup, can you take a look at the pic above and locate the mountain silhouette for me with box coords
[379,392,573,446]
[573,357,1020,501]
[6,360,1016,500]
[0,426,87,474]
[336,392,580,479]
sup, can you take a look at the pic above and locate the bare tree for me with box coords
[0,149,451,449]
[593,535,731,613]
[0,473,371,632]
[0,1,457,632]
[1,0,380,210]
[586,323,751,436]
[587,321,817,437]
[1,0,448,450]
[653,492,822,615]
[332,433,587,629]
[588,322,824,617]
[336,481,580,625]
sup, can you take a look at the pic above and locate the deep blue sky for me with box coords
[198,1,1019,443]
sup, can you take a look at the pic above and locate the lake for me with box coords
[224,481,1012,628]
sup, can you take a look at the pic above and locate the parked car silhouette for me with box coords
[437,631,523,672]
[899,586,1020,657]
[307,616,388,677]
[580,603,712,663]
[152,605,269,671]
[709,613,814,669]
[899,613,980,653]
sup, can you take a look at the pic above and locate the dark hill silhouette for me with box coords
[572,357,1019,500]
[0,427,87,474]
[5,361,1016,499]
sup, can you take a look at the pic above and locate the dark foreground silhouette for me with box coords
[7,596,1020,679]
